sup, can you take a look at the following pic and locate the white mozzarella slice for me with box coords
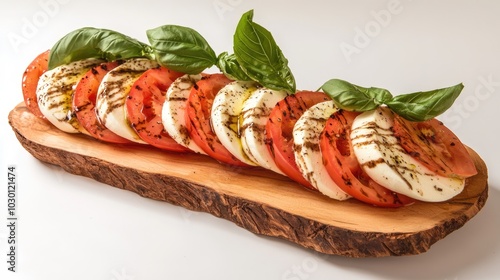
[211,81,259,166]
[37,58,103,133]
[162,74,206,154]
[350,107,464,202]
[96,58,158,144]
[240,88,288,174]
[293,101,351,200]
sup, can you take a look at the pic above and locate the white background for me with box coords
[1,0,500,279]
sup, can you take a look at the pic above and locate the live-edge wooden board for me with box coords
[8,103,488,257]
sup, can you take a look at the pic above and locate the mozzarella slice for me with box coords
[162,74,206,154]
[211,81,259,166]
[37,58,103,133]
[96,58,158,143]
[293,101,351,200]
[350,107,464,202]
[240,88,288,174]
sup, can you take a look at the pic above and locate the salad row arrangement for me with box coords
[21,10,477,207]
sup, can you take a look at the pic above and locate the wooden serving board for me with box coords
[8,103,488,257]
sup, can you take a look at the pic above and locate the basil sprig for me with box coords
[146,25,249,80]
[321,80,392,112]
[386,84,464,121]
[146,25,217,74]
[48,27,153,69]
[321,79,463,121]
[233,10,296,93]
[48,10,295,91]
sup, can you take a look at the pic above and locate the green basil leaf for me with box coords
[321,79,393,111]
[386,83,464,121]
[147,25,217,74]
[216,52,251,81]
[48,27,152,69]
[233,10,296,93]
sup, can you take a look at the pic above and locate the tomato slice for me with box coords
[185,73,248,166]
[266,91,330,189]
[393,114,477,178]
[126,66,189,152]
[73,61,133,144]
[320,110,415,207]
[22,50,49,118]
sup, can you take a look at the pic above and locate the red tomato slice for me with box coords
[266,91,330,189]
[73,61,133,144]
[126,66,189,152]
[22,50,49,118]
[393,114,477,178]
[320,110,415,207]
[185,73,249,166]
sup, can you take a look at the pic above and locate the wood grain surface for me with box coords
[8,103,489,257]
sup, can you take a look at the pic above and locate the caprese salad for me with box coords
[20,10,477,208]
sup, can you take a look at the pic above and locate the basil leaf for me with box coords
[233,10,296,93]
[321,79,393,111]
[147,25,217,74]
[216,52,251,81]
[386,83,464,122]
[48,27,152,69]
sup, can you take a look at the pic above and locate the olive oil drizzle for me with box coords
[38,59,102,131]
[96,59,157,128]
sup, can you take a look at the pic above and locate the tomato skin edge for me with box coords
[265,91,331,190]
[22,50,50,119]
[265,124,314,189]
[126,67,191,152]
